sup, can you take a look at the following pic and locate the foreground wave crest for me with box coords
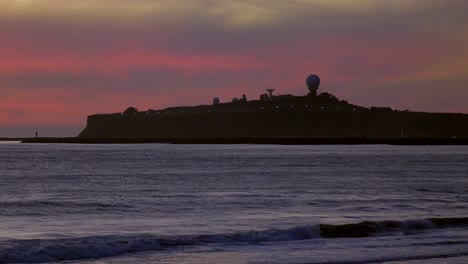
[1,217,467,263]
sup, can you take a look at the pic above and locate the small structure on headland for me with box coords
[306,74,321,96]
[266,89,275,99]
[259,94,269,101]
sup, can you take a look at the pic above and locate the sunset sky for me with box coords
[1,0,468,137]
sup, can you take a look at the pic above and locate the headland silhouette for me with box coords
[22,74,468,144]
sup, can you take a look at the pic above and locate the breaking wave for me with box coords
[1,217,467,263]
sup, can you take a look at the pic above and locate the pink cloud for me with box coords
[1,2,468,136]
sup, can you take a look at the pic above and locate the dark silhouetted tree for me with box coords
[124,107,138,114]
[319,92,339,102]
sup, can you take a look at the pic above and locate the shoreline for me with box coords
[19,137,468,145]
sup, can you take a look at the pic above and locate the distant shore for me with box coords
[0,138,27,142]
[19,137,468,145]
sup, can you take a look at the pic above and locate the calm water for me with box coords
[0,143,467,263]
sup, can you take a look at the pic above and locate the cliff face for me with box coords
[79,110,468,139]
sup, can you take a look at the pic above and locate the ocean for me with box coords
[0,143,467,263]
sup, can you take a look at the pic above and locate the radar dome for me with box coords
[306,74,321,92]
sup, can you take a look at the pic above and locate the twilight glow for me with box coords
[1,0,468,136]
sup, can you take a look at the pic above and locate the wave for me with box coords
[0,200,126,208]
[1,217,467,263]
[0,200,133,216]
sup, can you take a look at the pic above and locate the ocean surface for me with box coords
[0,143,467,263]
